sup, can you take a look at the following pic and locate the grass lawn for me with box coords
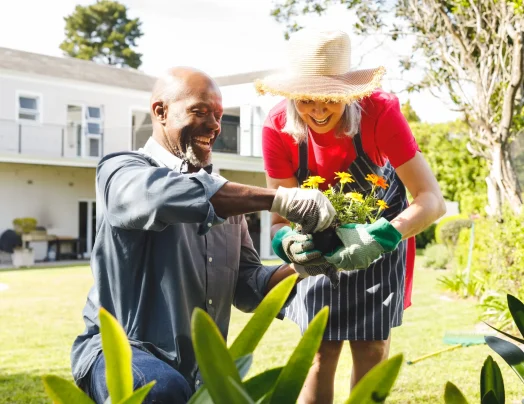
[0,260,522,403]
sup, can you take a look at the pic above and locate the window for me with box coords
[85,106,103,157]
[132,110,152,149]
[18,95,41,121]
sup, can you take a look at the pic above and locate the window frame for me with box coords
[16,91,43,124]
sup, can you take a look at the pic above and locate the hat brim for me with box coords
[255,67,385,103]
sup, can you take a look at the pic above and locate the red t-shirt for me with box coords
[262,89,418,309]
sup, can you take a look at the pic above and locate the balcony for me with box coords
[0,118,103,167]
[0,116,264,172]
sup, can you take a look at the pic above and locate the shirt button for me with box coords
[208,257,213,263]
[196,380,200,386]
[207,222,212,228]
[208,299,213,305]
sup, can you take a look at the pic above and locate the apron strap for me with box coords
[351,131,365,156]
[295,134,310,186]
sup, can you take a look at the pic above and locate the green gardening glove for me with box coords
[325,218,402,271]
[272,226,323,266]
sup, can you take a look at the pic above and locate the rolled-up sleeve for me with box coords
[233,217,283,313]
[98,152,227,234]
[190,170,227,234]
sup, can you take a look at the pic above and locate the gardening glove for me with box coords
[273,226,343,287]
[325,218,402,271]
[294,262,342,288]
[270,186,336,234]
[272,226,323,265]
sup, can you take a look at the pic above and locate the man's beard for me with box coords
[171,126,213,169]
[184,143,211,168]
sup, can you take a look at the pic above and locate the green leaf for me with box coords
[117,382,156,404]
[99,307,133,403]
[481,390,501,404]
[268,306,329,403]
[236,354,253,380]
[484,322,524,345]
[42,375,95,404]
[485,336,524,383]
[228,377,255,403]
[229,274,298,359]
[244,367,283,401]
[507,294,524,339]
[444,381,469,404]
[186,386,211,404]
[191,308,244,403]
[187,355,254,404]
[345,354,404,404]
[480,356,505,404]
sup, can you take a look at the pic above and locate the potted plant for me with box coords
[11,217,37,268]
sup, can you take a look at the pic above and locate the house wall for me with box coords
[0,71,150,157]
[0,162,95,239]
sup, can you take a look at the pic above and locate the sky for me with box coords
[0,0,461,123]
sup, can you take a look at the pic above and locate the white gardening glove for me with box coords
[270,187,336,234]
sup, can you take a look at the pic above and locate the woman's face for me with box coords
[295,100,345,134]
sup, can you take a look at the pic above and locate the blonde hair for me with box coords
[282,100,361,142]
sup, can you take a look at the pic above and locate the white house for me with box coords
[0,47,282,263]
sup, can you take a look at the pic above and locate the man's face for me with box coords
[163,81,223,168]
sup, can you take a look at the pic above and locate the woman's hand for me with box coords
[325,218,402,270]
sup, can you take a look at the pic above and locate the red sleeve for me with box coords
[262,120,295,179]
[375,97,420,168]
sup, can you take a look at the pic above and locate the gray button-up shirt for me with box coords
[71,137,282,389]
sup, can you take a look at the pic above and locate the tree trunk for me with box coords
[486,143,522,216]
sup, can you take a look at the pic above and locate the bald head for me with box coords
[151,67,220,111]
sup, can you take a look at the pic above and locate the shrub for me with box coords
[423,244,451,269]
[450,207,524,331]
[435,215,472,247]
[12,218,37,234]
[415,223,436,249]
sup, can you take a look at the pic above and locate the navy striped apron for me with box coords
[284,132,409,340]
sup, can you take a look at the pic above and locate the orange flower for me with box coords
[365,173,389,190]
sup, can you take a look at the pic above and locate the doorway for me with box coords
[79,200,96,258]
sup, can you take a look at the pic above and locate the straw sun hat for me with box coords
[255,30,385,103]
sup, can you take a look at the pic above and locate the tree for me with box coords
[60,0,143,69]
[412,120,488,213]
[401,100,421,123]
[271,0,524,215]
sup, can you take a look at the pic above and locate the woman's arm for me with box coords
[266,175,299,238]
[390,152,446,239]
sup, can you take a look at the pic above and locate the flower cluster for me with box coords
[301,172,389,226]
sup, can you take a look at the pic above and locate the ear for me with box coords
[152,101,167,123]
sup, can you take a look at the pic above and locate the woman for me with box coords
[256,30,445,403]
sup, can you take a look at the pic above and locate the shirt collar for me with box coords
[138,137,213,174]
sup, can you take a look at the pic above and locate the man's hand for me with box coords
[272,226,322,264]
[270,187,335,233]
[325,218,402,270]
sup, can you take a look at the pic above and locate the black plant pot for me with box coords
[312,227,343,255]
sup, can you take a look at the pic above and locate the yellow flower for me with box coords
[302,176,326,189]
[377,200,389,210]
[345,192,364,203]
[334,172,355,184]
[365,173,389,190]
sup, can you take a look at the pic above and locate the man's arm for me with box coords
[232,217,299,313]
[98,153,226,233]
[100,152,335,234]
[210,182,276,218]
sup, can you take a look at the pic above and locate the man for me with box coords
[70,67,335,403]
